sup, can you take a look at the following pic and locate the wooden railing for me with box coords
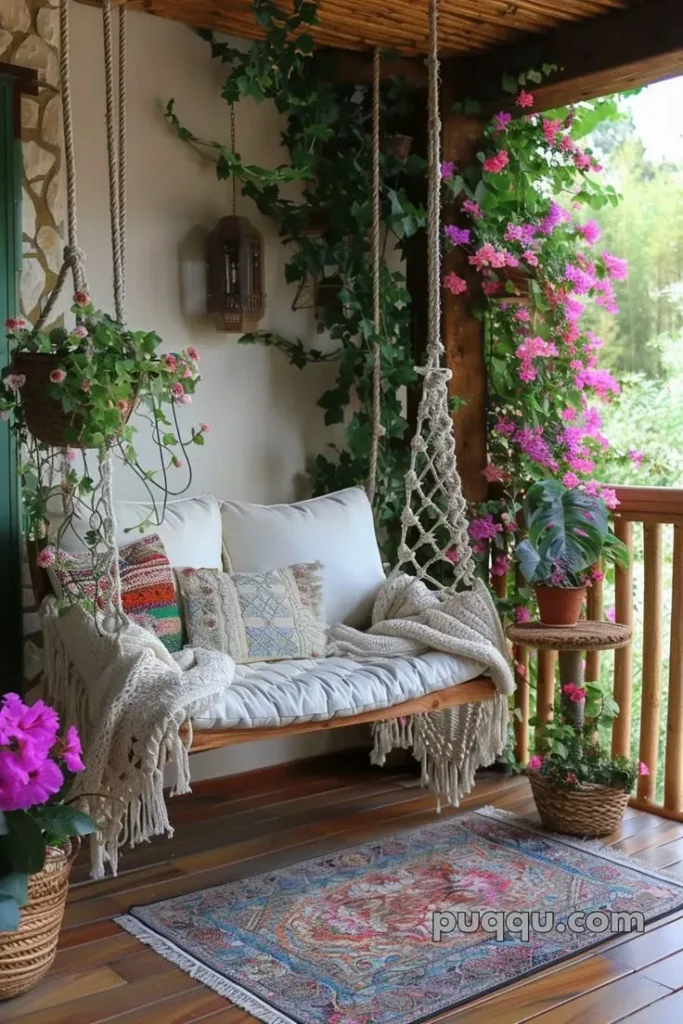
[512,485,683,823]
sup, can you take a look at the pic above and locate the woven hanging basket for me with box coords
[528,771,629,837]
[0,845,73,1001]
[13,352,134,449]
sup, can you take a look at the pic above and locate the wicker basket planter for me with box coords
[528,770,629,837]
[0,846,72,1001]
[12,352,134,449]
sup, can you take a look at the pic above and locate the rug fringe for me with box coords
[476,805,683,889]
[115,915,298,1024]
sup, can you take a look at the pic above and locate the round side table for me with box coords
[506,620,632,721]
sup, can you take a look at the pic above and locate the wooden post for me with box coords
[638,523,663,802]
[440,106,487,503]
[665,525,683,814]
[612,518,634,758]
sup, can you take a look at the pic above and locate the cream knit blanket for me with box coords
[42,574,513,877]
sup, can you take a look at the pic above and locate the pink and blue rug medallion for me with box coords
[118,808,683,1024]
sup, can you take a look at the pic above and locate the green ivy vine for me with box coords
[167,0,426,561]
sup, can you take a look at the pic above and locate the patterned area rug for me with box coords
[118,807,683,1024]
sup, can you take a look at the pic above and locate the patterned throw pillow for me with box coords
[52,534,183,653]
[175,563,326,663]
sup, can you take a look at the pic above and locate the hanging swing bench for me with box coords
[35,0,512,873]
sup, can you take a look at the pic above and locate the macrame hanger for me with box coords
[366,47,383,506]
[392,0,477,590]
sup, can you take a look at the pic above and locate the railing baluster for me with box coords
[585,562,604,681]
[638,523,663,803]
[665,524,683,814]
[514,644,529,765]
[536,649,556,745]
[612,518,634,759]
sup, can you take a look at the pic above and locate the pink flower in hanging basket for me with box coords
[5,317,28,332]
[444,547,459,564]
[462,199,483,220]
[170,382,184,399]
[483,150,509,174]
[565,772,578,785]
[186,346,200,362]
[443,271,468,295]
[493,111,512,132]
[49,369,66,384]
[80,378,91,393]
[72,324,88,339]
[440,160,456,179]
[516,90,534,109]
[163,354,177,371]
[73,292,90,307]
[4,374,26,392]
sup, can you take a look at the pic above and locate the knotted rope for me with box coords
[393,0,476,589]
[366,47,383,506]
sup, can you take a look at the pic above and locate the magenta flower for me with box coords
[61,726,86,774]
[5,317,28,332]
[579,220,602,245]
[444,547,459,564]
[483,150,509,174]
[516,90,534,109]
[482,462,508,483]
[490,554,509,578]
[482,281,500,296]
[462,198,483,220]
[515,606,531,624]
[164,354,177,371]
[444,225,470,246]
[574,150,591,171]
[440,160,456,179]
[628,448,644,467]
[565,772,578,785]
[36,546,56,569]
[186,346,200,362]
[562,471,580,489]
[528,754,543,771]
[542,118,562,146]
[23,759,64,809]
[638,762,650,777]
[602,251,629,281]
[170,382,184,399]
[522,250,539,267]
[493,111,512,131]
[443,271,467,296]
[469,514,503,541]
[600,486,619,510]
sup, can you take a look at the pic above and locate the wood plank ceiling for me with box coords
[126,0,631,56]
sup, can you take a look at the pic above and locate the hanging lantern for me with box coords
[206,215,265,332]
[206,103,265,333]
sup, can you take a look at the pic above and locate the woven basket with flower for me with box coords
[0,694,97,1000]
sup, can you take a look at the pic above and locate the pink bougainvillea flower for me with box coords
[36,546,56,569]
[49,369,66,384]
[186,346,200,362]
[462,198,483,220]
[170,382,184,399]
[602,251,629,281]
[469,514,503,541]
[483,150,509,174]
[606,606,616,621]
[482,281,501,296]
[72,324,88,339]
[592,569,605,581]
[163,354,177,371]
[516,90,534,108]
[504,223,525,243]
[444,225,471,246]
[560,407,577,422]
[562,682,577,696]
[542,118,562,145]
[569,687,586,703]
[528,754,543,770]
[444,547,459,564]
[628,448,644,467]
[4,374,26,392]
[493,111,512,132]
[562,471,580,489]
[80,378,91,393]
[490,554,509,577]
[574,150,592,171]
[638,762,650,777]
[514,308,530,323]
[522,249,539,267]
[440,160,456,179]
[579,220,602,245]
[515,606,531,624]
[443,271,468,295]
[61,725,86,774]
[73,292,90,307]
[600,486,620,509]
[482,462,508,483]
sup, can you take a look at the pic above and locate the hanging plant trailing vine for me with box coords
[167,0,426,561]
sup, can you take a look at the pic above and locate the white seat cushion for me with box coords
[191,651,486,730]
[220,487,385,628]
[51,494,223,570]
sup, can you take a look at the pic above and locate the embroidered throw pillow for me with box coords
[52,534,183,653]
[175,563,326,663]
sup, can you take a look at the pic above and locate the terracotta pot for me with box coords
[535,585,586,626]
[384,133,413,161]
[12,352,134,449]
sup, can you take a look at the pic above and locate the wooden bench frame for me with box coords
[189,676,497,752]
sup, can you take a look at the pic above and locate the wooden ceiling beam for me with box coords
[446,0,683,111]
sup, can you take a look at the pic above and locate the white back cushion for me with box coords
[51,494,223,570]
[220,487,385,627]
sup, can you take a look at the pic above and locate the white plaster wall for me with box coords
[68,5,364,779]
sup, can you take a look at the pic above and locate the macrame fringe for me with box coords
[372,694,508,810]
[116,915,299,1024]
[42,599,91,735]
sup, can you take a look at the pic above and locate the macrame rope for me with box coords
[393,0,476,589]
[366,47,383,505]
[102,0,125,323]
[117,5,127,316]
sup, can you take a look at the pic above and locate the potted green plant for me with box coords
[515,479,629,625]
[1,297,207,602]
[528,679,648,836]
[0,693,97,999]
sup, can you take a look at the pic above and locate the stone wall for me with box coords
[0,0,64,321]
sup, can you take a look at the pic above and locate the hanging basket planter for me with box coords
[12,352,135,449]
[0,845,73,1001]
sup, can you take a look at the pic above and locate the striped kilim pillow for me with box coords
[53,534,183,653]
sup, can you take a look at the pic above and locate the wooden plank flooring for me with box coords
[4,752,683,1024]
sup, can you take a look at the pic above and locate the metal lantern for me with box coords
[206,215,265,333]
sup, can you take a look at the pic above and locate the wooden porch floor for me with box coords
[4,753,683,1024]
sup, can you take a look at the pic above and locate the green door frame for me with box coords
[0,73,24,692]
